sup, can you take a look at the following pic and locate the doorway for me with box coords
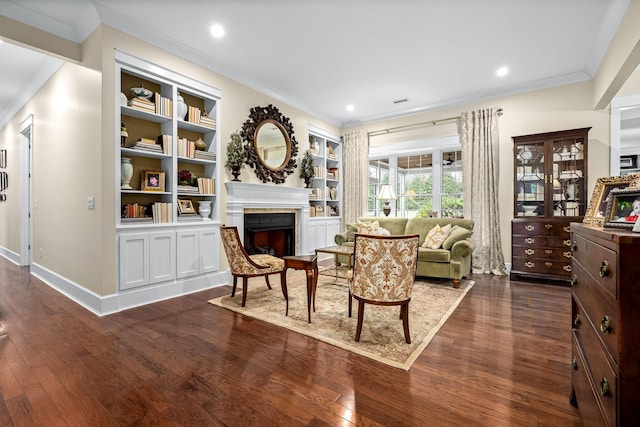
[19,115,33,267]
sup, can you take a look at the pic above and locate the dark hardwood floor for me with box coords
[0,256,583,426]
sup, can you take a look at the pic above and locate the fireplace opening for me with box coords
[244,213,295,257]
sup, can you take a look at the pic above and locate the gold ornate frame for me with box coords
[583,173,640,225]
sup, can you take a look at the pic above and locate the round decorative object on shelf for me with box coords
[176,94,188,120]
[198,200,212,220]
[194,138,206,151]
[120,157,133,189]
[130,84,153,99]
[120,92,128,106]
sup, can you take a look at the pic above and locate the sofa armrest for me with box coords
[335,232,348,246]
[451,239,476,259]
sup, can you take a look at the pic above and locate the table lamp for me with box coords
[377,184,397,216]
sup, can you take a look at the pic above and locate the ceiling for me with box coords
[0,0,633,129]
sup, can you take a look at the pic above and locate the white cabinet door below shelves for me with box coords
[149,231,176,283]
[119,233,149,290]
[177,228,220,278]
[199,228,219,274]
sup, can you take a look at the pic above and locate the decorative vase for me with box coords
[194,138,206,151]
[231,165,241,182]
[330,187,337,200]
[120,157,133,189]
[304,177,312,188]
[176,94,188,120]
[198,200,212,220]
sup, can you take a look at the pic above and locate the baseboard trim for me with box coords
[0,246,21,265]
[29,262,229,316]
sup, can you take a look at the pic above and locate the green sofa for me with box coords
[333,216,476,288]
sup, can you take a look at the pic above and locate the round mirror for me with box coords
[241,104,299,184]
[254,119,290,171]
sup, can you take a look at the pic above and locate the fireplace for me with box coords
[243,213,295,257]
[225,182,313,255]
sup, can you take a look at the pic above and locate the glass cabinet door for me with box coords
[515,142,545,217]
[551,136,586,217]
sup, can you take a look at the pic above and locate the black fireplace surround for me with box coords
[243,213,295,257]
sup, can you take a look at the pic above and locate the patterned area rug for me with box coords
[208,272,473,370]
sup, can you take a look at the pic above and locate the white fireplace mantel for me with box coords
[225,181,312,254]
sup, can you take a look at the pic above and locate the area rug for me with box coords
[208,273,473,370]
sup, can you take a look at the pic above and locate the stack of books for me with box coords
[177,185,200,195]
[199,115,216,129]
[177,213,202,222]
[125,137,162,153]
[121,203,153,223]
[128,96,155,113]
[186,106,201,124]
[197,177,215,194]
[194,150,216,161]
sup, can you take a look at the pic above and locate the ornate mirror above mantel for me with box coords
[240,104,299,184]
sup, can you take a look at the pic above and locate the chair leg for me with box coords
[265,275,272,290]
[452,279,461,288]
[355,301,365,342]
[231,276,238,297]
[401,303,411,344]
[348,290,353,317]
[241,277,249,307]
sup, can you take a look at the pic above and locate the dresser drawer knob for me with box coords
[545,249,553,255]
[525,225,534,232]
[570,275,577,286]
[571,356,577,370]
[525,249,535,255]
[525,261,535,268]
[599,260,610,278]
[526,238,534,244]
[563,239,571,247]
[600,378,610,397]
[563,226,571,233]
[563,265,572,272]
[544,224,553,229]
[600,315,612,333]
[573,314,581,327]
[563,251,572,258]
[545,262,552,267]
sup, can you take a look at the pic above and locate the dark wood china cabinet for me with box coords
[511,128,589,282]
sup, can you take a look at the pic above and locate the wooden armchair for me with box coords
[348,233,419,343]
[220,226,285,307]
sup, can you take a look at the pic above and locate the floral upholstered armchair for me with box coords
[220,226,285,307]
[347,233,420,344]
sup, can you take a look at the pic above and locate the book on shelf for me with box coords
[151,202,173,224]
[122,202,150,219]
[199,116,216,129]
[196,177,215,194]
[121,217,153,224]
[187,106,201,124]
[125,140,163,153]
[156,134,173,155]
[154,92,173,117]
[328,167,339,179]
[177,137,195,158]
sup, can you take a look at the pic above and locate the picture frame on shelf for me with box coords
[603,187,640,229]
[141,170,165,192]
[583,173,640,225]
[177,199,196,215]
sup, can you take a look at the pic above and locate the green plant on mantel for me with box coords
[225,131,246,181]
[299,150,315,187]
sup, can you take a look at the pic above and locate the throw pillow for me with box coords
[441,225,473,250]
[356,219,379,234]
[346,224,359,242]
[421,223,452,249]
[369,227,391,236]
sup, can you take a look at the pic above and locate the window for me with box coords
[368,136,463,218]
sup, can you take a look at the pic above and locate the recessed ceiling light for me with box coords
[210,24,225,38]
[496,66,509,77]
[346,104,355,112]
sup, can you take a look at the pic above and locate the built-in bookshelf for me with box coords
[116,53,220,226]
[308,127,341,219]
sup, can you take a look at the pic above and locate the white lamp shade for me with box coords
[377,184,397,200]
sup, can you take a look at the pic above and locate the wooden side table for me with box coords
[281,255,318,323]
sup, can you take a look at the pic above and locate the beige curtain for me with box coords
[461,108,506,275]
[342,131,369,226]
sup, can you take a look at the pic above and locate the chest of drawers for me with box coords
[570,223,640,426]
[511,218,573,282]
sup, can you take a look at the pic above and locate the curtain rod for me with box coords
[367,108,503,137]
